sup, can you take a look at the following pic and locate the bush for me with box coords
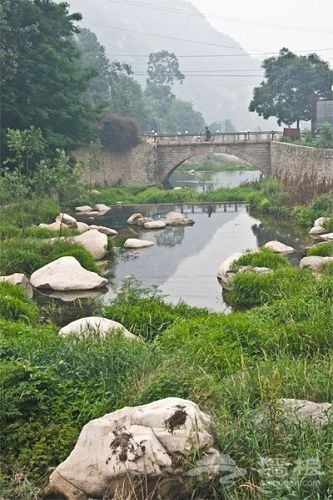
[96,111,140,152]
[48,241,100,273]
[323,217,333,232]
[0,244,46,275]
[225,267,313,309]
[0,324,150,480]
[0,282,38,322]
[231,247,290,271]
[307,241,333,257]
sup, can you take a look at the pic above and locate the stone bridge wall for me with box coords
[271,142,333,202]
[78,143,158,186]
[79,140,333,202]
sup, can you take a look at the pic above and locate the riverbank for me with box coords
[0,181,332,498]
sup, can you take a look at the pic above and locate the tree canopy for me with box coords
[146,50,185,100]
[249,48,333,128]
[0,0,96,162]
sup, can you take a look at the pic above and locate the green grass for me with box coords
[0,180,333,499]
[307,241,333,257]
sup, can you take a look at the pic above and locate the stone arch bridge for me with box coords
[80,131,333,201]
[151,131,280,183]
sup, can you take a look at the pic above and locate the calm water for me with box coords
[89,202,305,312]
[169,169,261,191]
[63,170,306,313]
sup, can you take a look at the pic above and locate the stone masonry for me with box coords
[79,139,333,201]
[271,142,333,202]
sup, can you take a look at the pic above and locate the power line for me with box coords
[85,22,248,51]
[106,47,333,59]
[81,22,333,59]
[106,0,333,36]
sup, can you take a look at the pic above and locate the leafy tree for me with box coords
[0,0,96,162]
[164,100,205,133]
[96,111,140,152]
[76,28,112,104]
[209,119,236,133]
[249,48,333,128]
[146,50,185,100]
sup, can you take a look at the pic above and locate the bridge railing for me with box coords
[143,131,282,144]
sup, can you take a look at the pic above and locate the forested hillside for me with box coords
[65,0,268,129]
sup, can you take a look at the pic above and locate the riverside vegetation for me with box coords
[0,161,332,499]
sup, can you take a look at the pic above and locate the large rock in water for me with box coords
[263,240,294,253]
[71,229,108,260]
[46,398,220,499]
[59,316,138,341]
[217,252,243,289]
[30,256,107,291]
[163,211,195,226]
[124,238,154,249]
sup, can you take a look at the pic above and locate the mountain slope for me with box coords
[66,0,271,129]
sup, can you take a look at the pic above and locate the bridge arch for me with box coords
[156,142,272,184]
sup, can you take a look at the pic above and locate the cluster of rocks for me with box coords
[124,211,195,249]
[218,215,333,288]
[308,216,333,241]
[1,208,198,296]
[217,240,294,289]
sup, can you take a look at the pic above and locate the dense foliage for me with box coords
[0,0,96,162]
[249,48,333,128]
[76,34,205,133]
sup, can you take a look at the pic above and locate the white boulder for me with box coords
[299,255,333,271]
[56,213,78,228]
[71,229,108,260]
[263,240,294,253]
[124,238,154,249]
[94,203,110,213]
[0,273,33,298]
[30,256,108,291]
[163,211,195,226]
[144,220,167,229]
[217,252,243,289]
[320,232,333,241]
[46,398,218,499]
[39,221,69,231]
[75,205,93,213]
[89,224,118,236]
[127,212,144,225]
[309,225,326,236]
[76,222,90,234]
[280,399,332,427]
[59,316,138,340]
[314,216,329,227]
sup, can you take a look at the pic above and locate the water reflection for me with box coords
[155,226,185,247]
[169,169,261,191]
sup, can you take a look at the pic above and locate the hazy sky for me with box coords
[190,0,333,66]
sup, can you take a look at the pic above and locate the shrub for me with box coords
[0,244,46,275]
[96,111,140,152]
[323,217,333,232]
[48,241,100,273]
[307,241,333,257]
[231,247,290,271]
[0,282,38,322]
[225,267,313,310]
[0,324,150,480]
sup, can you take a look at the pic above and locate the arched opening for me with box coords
[164,153,262,191]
